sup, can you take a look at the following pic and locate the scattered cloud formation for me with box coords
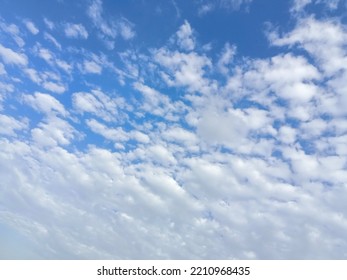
[0,0,347,260]
[87,0,135,48]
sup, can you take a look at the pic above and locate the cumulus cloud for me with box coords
[64,23,88,39]
[24,19,39,35]
[0,43,28,65]
[83,60,102,74]
[269,17,347,75]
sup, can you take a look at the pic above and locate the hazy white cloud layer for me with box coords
[0,0,347,260]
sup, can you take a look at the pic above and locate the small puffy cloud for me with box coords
[0,114,28,136]
[73,91,102,114]
[31,117,77,147]
[0,63,5,75]
[56,59,72,73]
[83,60,102,74]
[163,126,198,144]
[118,19,135,40]
[24,68,42,84]
[64,23,88,39]
[219,0,253,10]
[154,48,212,93]
[24,20,39,35]
[217,42,236,75]
[0,43,28,66]
[42,81,66,94]
[86,119,128,142]
[23,92,67,116]
[176,20,195,51]
[44,32,62,50]
[36,46,54,64]
[198,3,215,16]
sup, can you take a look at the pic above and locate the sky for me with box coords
[0,0,347,259]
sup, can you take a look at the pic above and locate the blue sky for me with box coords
[1,0,347,259]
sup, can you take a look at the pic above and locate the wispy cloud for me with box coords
[24,19,39,35]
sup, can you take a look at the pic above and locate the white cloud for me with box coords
[87,0,135,47]
[36,46,53,64]
[23,92,67,116]
[2,8,347,260]
[64,23,88,39]
[154,48,212,93]
[176,20,195,51]
[148,144,177,165]
[43,18,55,30]
[87,0,116,38]
[198,3,215,16]
[291,0,312,12]
[270,17,347,75]
[0,19,25,47]
[44,32,62,50]
[72,90,128,122]
[73,91,102,114]
[0,43,28,66]
[291,0,341,12]
[198,0,253,14]
[118,19,135,40]
[219,0,253,10]
[56,59,72,73]
[24,68,42,84]
[0,115,28,136]
[24,20,39,35]
[42,81,66,94]
[217,42,236,75]
[83,60,102,74]
[31,117,77,147]
[86,119,128,142]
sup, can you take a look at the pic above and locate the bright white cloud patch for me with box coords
[0,43,28,65]
[1,0,347,260]
[83,60,102,74]
[64,23,88,39]
[24,19,39,35]
[176,20,195,51]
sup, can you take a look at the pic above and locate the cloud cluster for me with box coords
[0,0,347,260]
